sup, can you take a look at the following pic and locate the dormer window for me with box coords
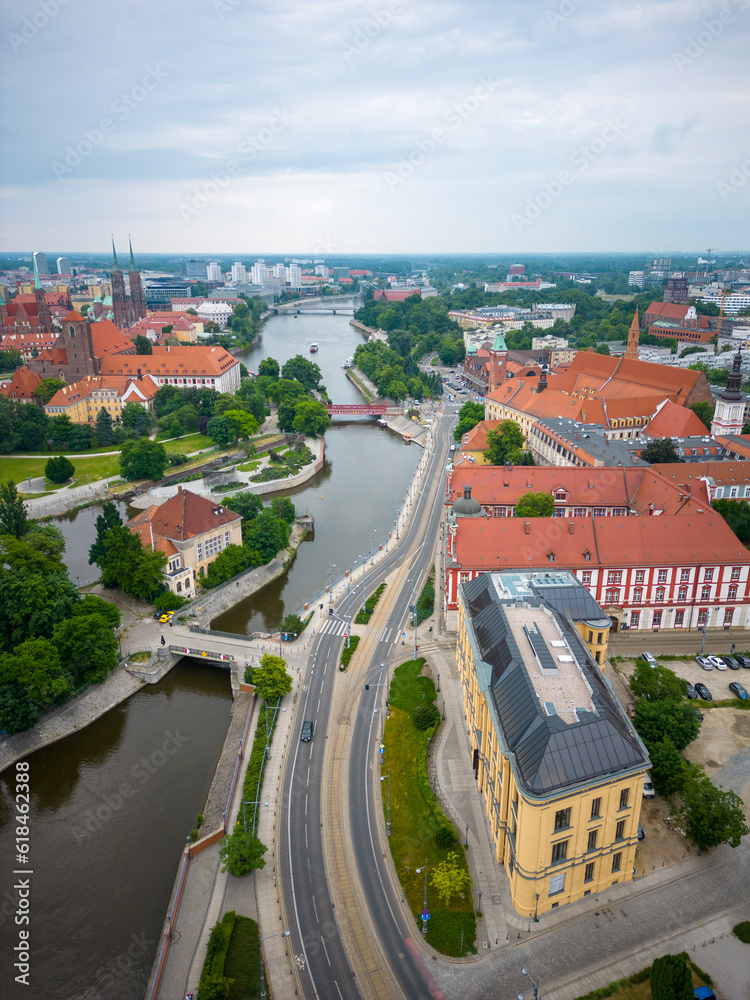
[547,551,555,563]
[583,549,591,561]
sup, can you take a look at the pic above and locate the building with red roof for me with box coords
[44,372,159,424]
[372,288,423,302]
[641,399,709,440]
[0,366,42,402]
[100,344,240,393]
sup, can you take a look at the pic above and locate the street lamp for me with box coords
[329,561,335,604]
[465,824,469,848]
[186,834,192,860]
[415,862,429,934]
[518,968,540,1000]
[478,889,482,916]
[361,553,367,613]
[370,528,377,564]
[380,771,391,836]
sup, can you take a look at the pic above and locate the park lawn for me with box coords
[0,453,121,484]
[384,658,476,956]
[160,432,214,454]
[237,459,262,471]
[225,915,266,1000]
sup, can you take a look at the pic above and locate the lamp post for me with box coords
[380,771,391,836]
[370,528,377,564]
[415,862,429,934]
[478,889,482,916]
[465,824,469,848]
[329,561,335,604]
[517,968,540,1000]
[186,834,192,860]
[361,552,367,613]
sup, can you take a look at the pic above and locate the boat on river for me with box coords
[309,342,318,353]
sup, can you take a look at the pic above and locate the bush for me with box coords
[413,703,440,730]
[199,911,236,997]
[734,920,750,943]
[45,454,75,483]
[340,634,360,669]
[435,825,455,849]
[355,583,386,624]
[154,591,185,612]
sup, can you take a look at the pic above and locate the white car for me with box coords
[708,655,727,670]
[642,772,655,798]
[640,651,658,668]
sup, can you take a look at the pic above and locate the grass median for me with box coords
[383,658,476,956]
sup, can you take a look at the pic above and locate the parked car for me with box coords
[158,611,174,623]
[694,988,716,1000]
[707,655,727,670]
[301,720,314,742]
[722,655,741,670]
[640,651,658,667]
[734,653,750,668]
[729,681,748,700]
[694,706,704,721]
[637,823,645,841]
[642,772,655,798]
[694,655,713,670]
[694,682,713,701]
[685,681,698,699]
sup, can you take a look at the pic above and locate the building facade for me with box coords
[457,572,649,917]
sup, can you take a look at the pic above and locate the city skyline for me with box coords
[1,0,749,253]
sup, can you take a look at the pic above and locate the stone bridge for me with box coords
[273,293,364,315]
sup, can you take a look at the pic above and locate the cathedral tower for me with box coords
[624,309,640,360]
[110,237,129,330]
[128,236,147,322]
[711,350,745,437]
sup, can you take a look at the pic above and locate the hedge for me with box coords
[199,910,236,994]
[355,583,386,624]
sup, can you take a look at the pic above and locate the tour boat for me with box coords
[309,343,318,353]
[377,417,388,427]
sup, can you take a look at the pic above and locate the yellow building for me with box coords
[44,374,158,424]
[457,571,649,917]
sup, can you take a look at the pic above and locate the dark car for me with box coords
[729,681,748,700]
[301,720,314,742]
[722,655,741,670]
[685,681,698,700]
[735,653,750,669]
[694,682,712,701]
[637,823,645,841]
[694,988,716,1000]
[694,706,704,721]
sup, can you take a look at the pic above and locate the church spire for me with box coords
[128,235,137,272]
[624,309,640,360]
[112,236,120,271]
[33,255,42,290]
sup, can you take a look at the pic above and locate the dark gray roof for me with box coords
[530,583,610,625]
[463,575,648,795]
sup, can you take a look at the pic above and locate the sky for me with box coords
[1,0,749,255]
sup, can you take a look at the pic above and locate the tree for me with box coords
[689,401,714,431]
[133,334,152,355]
[119,438,168,481]
[192,280,208,297]
[292,398,331,437]
[515,491,555,518]
[14,401,48,450]
[71,594,121,629]
[593,343,610,355]
[633,699,700,752]
[121,401,151,436]
[270,497,296,524]
[453,401,485,441]
[49,414,73,448]
[95,407,114,446]
[629,661,687,702]
[225,491,263,522]
[281,354,322,392]
[680,777,749,851]
[3,637,72,709]
[279,613,304,636]
[243,509,291,563]
[640,438,683,464]
[0,680,40,734]
[430,851,471,905]
[258,357,280,379]
[67,423,95,452]
[680,345,705,358]
[0,480,29,538]
[89,502,123,566]
[413,703,439,730]
[35,377,66,404]
[647,737,689,796]
[712,498,750,544]
[53,613,119,686]
[95,526,167,601]
[45,455,75,484]
[222,409,258,444]
[485,420,526,465]
[219,827,267,876]
[0,348,23,370]
[650,953,693,1000]
[206,414,235,448]
[253,653,292,701]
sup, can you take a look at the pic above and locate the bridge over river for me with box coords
[272,292,364,315]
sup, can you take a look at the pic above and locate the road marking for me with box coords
[312,896,319,923]
[305,794,308,816]
[305,824,308,848]
[317,698,321,712]
[306,766,310,786]
[321,935,331,966]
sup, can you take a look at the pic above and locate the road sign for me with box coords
[421,910,430,920]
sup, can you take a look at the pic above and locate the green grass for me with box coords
[385,658,476,956]
[237,459,261,471]
[225,915,266,1000]
[340,634,360,669]
[0,453,121,483]
[162,432,214,455]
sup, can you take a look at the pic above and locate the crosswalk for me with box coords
[318,618,438,649]
[318,618,350,637]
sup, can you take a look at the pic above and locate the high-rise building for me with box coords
[332,266,349,281]
[206,262,222,282]
[231,262,247,283]
[33,251,49,276]
[663,277,688,304]
[250,260,268,284]
[186,258,208,279]
[57,257,72,275]
[273,262,286,279]
[285,264,302,288]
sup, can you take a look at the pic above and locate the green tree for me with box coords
[192,280,208,297]
[45,455,75,484]
[243,509,291,563]
[680,777,749,851]
[71,594,121,629]
[206,414,234,448]
[253,653,292,701]
[67,424,95,452]
[650,953,693,1000]
[430,851,471,905]
[94,525,167,601]
[453,401,485,441]
[292,398,331,437]
[202,545,253,588]
[515,491,555,518]
[0,571,77,651]
[641,438,684,464]
[0,348,24,370]
[593,343,611,355]
[270,497,296,524]
[14,402,49,450]
[121,401,152,436]
[4,637,72,709]
[633,699,701,752]
[281,354,323,391]
[485,420,526,465]
[689,401,714,431]
[629,661,688,702]
[413,703,439,730]
[225,492,263,522]
[258,357,280,379]
[222,409,258,444]
[647,737,689,796]
[133,334,152,355]
[89,502,123,566]
[53,613,119,686]
[712,498,750,544]
[0,480,29,538]
[119,438,168,481]
[95,407,114,446]
[0,680,40,734]
[49,414,73,448]
[218,828,267,876]
[35,377,66,404]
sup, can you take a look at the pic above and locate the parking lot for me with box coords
[610,656,750,870]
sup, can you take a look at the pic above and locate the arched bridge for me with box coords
[326,402,388,415]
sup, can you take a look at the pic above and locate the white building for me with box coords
[206,262,222,281]
[285,264,302,288]
[701,293,750,315]
[250,260,269,285]
[197,300,233,325]
[57,256,72,275]
[231,262,247,283]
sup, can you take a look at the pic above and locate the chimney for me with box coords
[525,521,530,534]
[137,367,142,380]
[463,485,472,500]
[178,485,182,493]
[537,369,548,392]
[569,521,574,534]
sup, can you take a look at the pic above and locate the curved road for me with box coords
[278,406,456,999]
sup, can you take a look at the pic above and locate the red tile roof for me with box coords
[643,400,709,439]
[126,487,241,543]
[0,366,42,400]
[100,344,237,379]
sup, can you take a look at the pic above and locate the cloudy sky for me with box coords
[1,0,749,254]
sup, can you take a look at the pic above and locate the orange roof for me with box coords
[44,373,159,409]
[126,487,241,544]
[64,310,85,322]
[649,460,750,490]
[0,366,41,400]
[715,436,750,459]
[460,419,501,452]
[453,513,750,571]
[643,400,709,439]
[92,320,133,358]
[100,344,237,379]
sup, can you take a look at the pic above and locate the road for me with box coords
[278,406,455,999]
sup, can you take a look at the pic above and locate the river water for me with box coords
[0,311,419,999]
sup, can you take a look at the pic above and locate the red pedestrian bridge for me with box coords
[326,403,388,415]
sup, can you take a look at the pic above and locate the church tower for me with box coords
[32,255,54,334]
[624,309,640,360]
[711,350,745,438]
[128,236,147,323]
[110,237,129,330]
[487,330,509,394]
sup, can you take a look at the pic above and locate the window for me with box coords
[657,570,667,583]
[729,585,738,600]
[655,588,665,602]
[652,610,662,627]
[607,571,622,584]
[196,542,203,560]
[630,611,640,628]
[681,569,690,582]
[549,872,565,895]
[597,633,603,644]
[574,507,587,517]
[587,630,593,643]
[698,609,708,626]
[581,571,592,584]
[724,608,734,626]
[587,830,598,851]
[633,588,642,602]
[635,570,645,583]
[731,567,741,581]
[590,798,601,820]
[611,852,622,873]
[554,490,567,501]
[678,587,687,601]
[593,507,606,517]
[701,586,711,601]
[551,841,568,864]
[619,789,630,810]
[615,820,626,840]
[584,862,595,883]
[675,610,684,626]
[554,808,571,831]
[606,589,619,605]
[224,531,230,546]
[704,568,714,582]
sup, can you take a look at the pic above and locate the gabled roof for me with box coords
[100,345,237,378]
[643,399,710,440]
[91,320,133,358]
[126,487,241,544]
[0,366,42,400]
[461,419,501,453]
